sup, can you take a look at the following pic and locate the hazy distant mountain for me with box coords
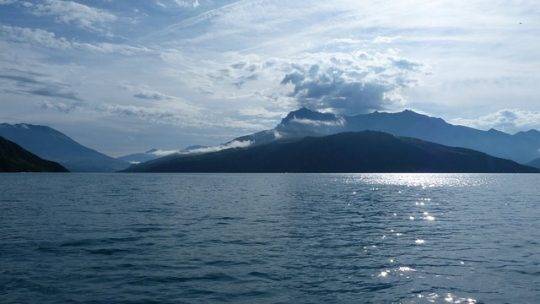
[124,131,538,173]
[233,108,540,163]
[528,158,540,169]
[0,136,67,172]
[0,123,128,172]
[118,146,209,164]
[118,149,177,164]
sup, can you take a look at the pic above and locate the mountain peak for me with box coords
[281,108,338,124]
[487,128,505,134]
[399,109,428,117]
[518,129,540,135]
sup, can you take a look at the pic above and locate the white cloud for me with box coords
[0,25,152,55]
[173,0,200,8]
[77,42,152,56]
[291,117,345,127]
[211,50,422,115]
[0,25,72,49]
[150,149,181,156]
[452,109,540,133]
[181,139,252,154]
[30,0,117,32]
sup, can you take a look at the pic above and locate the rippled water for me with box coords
[1,173,539,303]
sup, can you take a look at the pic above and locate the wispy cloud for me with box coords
[40,100,80,113]
[27,87,82,101]
[121,84,176,101]
[0,71,82,101]
[29,0,117,32]
[182,139,252,154]
[0,25,152,55]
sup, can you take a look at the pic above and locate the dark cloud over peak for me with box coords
[282,67,392,115]
[280,53,420,115]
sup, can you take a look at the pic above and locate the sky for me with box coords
[1,0,539,156]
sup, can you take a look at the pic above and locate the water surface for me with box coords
[1,173,539,303]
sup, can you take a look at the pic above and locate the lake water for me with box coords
[0,173,539,303]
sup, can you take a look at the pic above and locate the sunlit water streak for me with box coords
[0,173,538,303]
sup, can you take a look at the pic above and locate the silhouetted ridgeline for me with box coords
[0,123,128,172]
[0,136,67,172]
[124,131,539,173]
[233,108,540,164]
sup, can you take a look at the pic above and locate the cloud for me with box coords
[0,25,72,49]
[282,73,392,115]
[181,139,252,154]
[0,71,81,101]
[40,100,199,126]
[0,25,152,55]
[452,109,540,133]
[217,51,422,115]
[30,0,117,32]
[27,87,82,101]
[290,117,345,127]
[76,42,153,56]
[96,104,193,125]
[173,0,200,8]
[0,74,41,85]
[120,84,176,101]
[40,100,80,113]
[150,149,181,156]
[133,92,172,101]
[281,53,422,115]
[154,0,201,9]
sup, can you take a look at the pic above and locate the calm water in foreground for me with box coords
[0,174,539,303]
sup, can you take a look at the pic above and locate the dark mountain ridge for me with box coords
[233,108,540,163]
[0,136,67,172]
[125,131,538,173]
[0,123,128,172]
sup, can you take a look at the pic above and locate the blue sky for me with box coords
[1,0,539,155]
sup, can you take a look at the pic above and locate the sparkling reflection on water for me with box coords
[0,173,539,304]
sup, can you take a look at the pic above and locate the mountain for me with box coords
[527,158,540,169]
[0,136,67,172]
[118,149,176,164]
[124,131,538,173]
[118,146,209,164]
[0,123,129,172]
[233,108,540,163]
